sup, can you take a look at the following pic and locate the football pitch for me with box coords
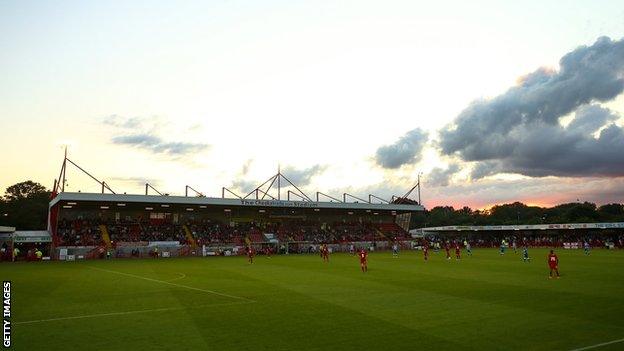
[3,249,624,351]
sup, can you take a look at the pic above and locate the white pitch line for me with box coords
[569,337,624,351]
[166,273,186,282]
[87,266,254,302]
[15,301,252,325]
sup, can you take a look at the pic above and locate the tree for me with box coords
[427,206,456,227]
[0,181,50,230]
[565,202,598,222]
[598,203,624,221]
[4,181,48,201]
[489,202,530,224]
[418,201,622,228]
[0,196,6,223]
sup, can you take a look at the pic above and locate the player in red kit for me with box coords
[445,244,451,260]
[547,249,560,278]
[322,244,329,263]
[455,245,461,260]
[247,246,254,264]
[423,244,429,262]
[358,248,368,272]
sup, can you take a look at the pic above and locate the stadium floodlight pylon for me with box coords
[316,192,342,202]
[287,190,307,201]
[185,185,205,197]
[343,193,370,203]
[222,187,242,199]
[368,194,389,204]
[145,183,164,196]
[391,172,422,205]
[239,174,277,199]
[52,150,423,205]
[53,147,116,195]
[238,167,313,202]
[254,188,277,200]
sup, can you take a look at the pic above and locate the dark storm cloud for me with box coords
[112,134,210,156]
[427,163,461,187]
[375,128,428,169]
[466,106,624,179]
[566,104,619,133]
[469,161,500,180]
[438,36,624,178]
[495,113,624,177]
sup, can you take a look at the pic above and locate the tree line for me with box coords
[0,180,623,230]
[412,201,624,228]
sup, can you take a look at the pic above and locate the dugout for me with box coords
[0,228,52,261]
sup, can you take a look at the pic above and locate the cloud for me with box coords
[424,176,624,209]
[187,123,203,132]
[102,115,163,131]
[111,134,210,156]
[110,177,163,189]
[230,163,327,197]
[335,173,624,209]
[439,36,624,178]
[103,115,210,157]
[281,164,327,187]
[427,163,461,187]
[463,105,624,178]
[329,174,421,203]
[566,104,619,133]
[375,128,428,169]
[231,178,258,194]
[469,161,500,180]
[230,159,257,193]
[241,159,253,176]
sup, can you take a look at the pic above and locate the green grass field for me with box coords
[3,248,624,350]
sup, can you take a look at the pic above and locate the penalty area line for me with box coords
[87,266,254,302]
[15,301,253,325]
[569,337,624,351]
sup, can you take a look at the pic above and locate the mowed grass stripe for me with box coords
[204,263,468,350]
[259,251,621,327]
[86,265,255,302]
[223,251,624,350]
[268,251,624,320]
[2,249,623,350]
[11,263,236,322]
[14,301,253,325]
[221,261,490,349]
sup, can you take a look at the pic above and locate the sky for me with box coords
[1,0,624,209]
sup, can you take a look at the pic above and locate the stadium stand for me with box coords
[45,155,425,259]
